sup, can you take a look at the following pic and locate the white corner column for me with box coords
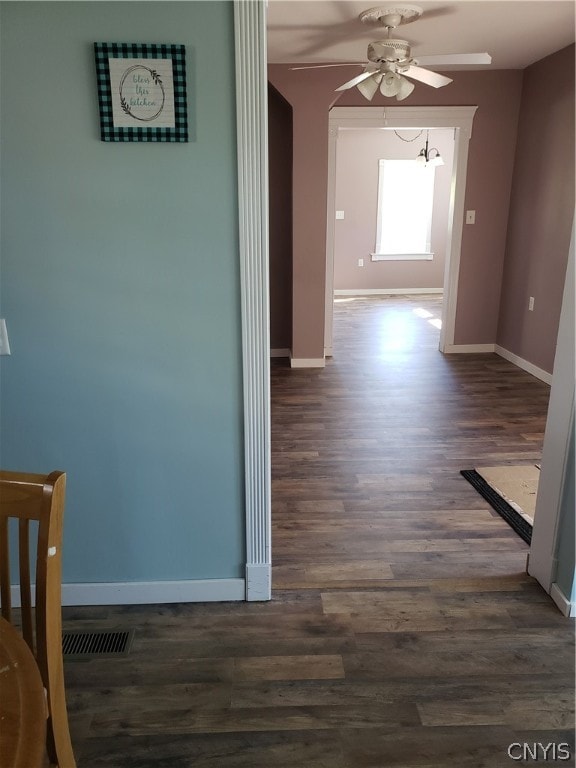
[234,0,271,600]
[529,221,575,595]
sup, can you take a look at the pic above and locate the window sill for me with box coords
[371,253,434,262]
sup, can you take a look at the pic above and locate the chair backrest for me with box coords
[0,469,76,768]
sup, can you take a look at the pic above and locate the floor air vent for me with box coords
[62,630,134,659]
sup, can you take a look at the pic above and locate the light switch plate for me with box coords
[0,319,11,355]
[466,210,476,224]
[336,210,345,220]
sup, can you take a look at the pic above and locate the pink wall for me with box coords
[497,45,575,374]
[268,84,293,350]
[268,66,523,358]
[333,128,454,291]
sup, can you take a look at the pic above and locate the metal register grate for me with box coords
[62,629,134,659]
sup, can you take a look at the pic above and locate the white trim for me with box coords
[291,357,326,369]
[325,106,477,356]
[12,579,246,607]
[234,0,271,601]
[494,345,553,385]
[324,125,337,360]
[443,343,496,353]
[444,344,556,382]
[270,348,291,358]
[550,582,576,618]
[529,221,575,592]
[245,564,272,602]
[371,253,434,261]
[328,106,478,125]
[334,288,443,296]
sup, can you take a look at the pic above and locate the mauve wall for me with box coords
[266,68,341,360]
[497,45,575,374]
[334,128,454,291]
[268,84,293,350]
[268,67,523,358]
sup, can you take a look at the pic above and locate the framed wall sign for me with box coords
[94,43,188,142]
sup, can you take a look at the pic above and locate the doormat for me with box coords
[460,469,533,544]
[475,464,540,523]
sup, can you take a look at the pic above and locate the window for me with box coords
[373,159,435,260]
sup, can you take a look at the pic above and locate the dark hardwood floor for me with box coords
[64,296,574,767]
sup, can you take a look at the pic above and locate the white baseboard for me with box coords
[290,357,325,368]
[246,563,271,601]
[550,582,575,617]
[270,348,291,358]
[334,288,443,296]
[444,343,496,353]
[494,345,553,385]
[11,578,246,607]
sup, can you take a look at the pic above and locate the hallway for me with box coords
[272,294,549,589]
[65,295,574,768]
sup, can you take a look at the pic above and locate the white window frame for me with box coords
[372,158,435,261]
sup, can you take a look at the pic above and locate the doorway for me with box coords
[236,7,573,607]
[330,126,454,356]
[324,106,477,358]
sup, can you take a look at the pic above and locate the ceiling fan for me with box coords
[291,5,491,102]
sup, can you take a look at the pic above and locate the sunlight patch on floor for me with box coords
[413,306,442,330]
[334,297,361,303]
[379,313,415,352]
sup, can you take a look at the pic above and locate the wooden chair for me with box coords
[0,470,76,768]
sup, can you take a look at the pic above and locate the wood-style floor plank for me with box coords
[63,296,574,767]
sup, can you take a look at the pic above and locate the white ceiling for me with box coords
[267,1,576,69]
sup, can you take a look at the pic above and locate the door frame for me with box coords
[528,220,575,613]
[324,106,477,356]
[236,6,573,608]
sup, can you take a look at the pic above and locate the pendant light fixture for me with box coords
[416,130,444,167]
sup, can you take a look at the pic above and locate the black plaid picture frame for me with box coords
[94,43,188,142]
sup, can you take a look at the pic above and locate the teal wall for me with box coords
[0,2,245,583]
[555,417,575,603]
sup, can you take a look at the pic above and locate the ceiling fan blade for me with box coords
[402,65,453,88]
[415,53,492,67]
[335,69,377,92]
[290,63,363,71]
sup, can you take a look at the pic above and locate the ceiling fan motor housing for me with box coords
[368,39,411,63]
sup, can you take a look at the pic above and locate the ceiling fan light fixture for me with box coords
[395,75,415,100]
[293,6,491,101]
[357,72,382,100]
[380,71,401,97]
